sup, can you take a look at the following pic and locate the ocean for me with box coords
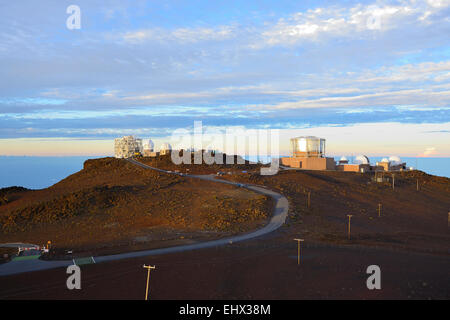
[0,156,102,190]
[0,156,448,190]
[339,156,450,178]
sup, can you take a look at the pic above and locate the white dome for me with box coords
[143,139,154,151]
[381,157,389,163]
[389,155,401,164]
[355,155,370,165]
[340,156,348,161]
[160,143,172,151]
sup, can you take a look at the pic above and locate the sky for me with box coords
[0,0,449,157]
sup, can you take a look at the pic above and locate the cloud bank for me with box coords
[0,0,449,155]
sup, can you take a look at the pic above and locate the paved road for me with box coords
[0,159,288,276]
[0,243,40,249]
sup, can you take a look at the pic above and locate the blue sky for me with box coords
[0,0,449,156]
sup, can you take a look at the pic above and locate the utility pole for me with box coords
[143,265,156,300]
[293,238,304,265]
[307,191,311,208]
[392,174,395,191]
[347,215,353,240]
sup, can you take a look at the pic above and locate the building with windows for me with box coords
[337,154,371,173]
[281,136,408,173]
[376,156,407,172]
[281,136,336,170]
[114,136,143,158]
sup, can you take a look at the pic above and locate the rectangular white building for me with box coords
[114,136,143,158]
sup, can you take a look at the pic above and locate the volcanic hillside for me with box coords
[0,157,271,257]
[220,169,450,254]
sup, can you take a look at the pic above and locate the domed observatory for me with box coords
[143,139,159,157]
[338,156,349,165]
[143,139,154,152]
[388,156,401,164]
[337,154,371,173]
[290,136,326,158]
[355,155,371,172]
[281,136,336,170]
[376,156,406,171]
[355,155,370,165]
[388,156,406,171]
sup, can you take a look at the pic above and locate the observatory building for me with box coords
[376,156,406,171]
[281,136,409,173]
[114,136,143,158]
[337,155,371,173]
[281,136,336,170]
[338,156,349,165]
[160,143,172,155]
[143,139,159,157]
[336,155,407,173]
[143,139,154,152]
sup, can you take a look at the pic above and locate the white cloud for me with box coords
[1,0,449,144]
[427,0,448,9]
[418,146,438,157]
[122,25,235,44]
[256,0,449,47]
[356,61,450,83]
[34,58,450,112]
[266,89,450,110]
[279,122,450,157]
[246,60,450,110]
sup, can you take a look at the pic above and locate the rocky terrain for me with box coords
[0,159,449,299]
[220,168,450,254]
[0,157,271,257]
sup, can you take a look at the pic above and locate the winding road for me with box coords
[0,158,288,276]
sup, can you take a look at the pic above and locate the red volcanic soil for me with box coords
[220,169,450,255]
[0,160,448,299]
[0,157,271,258]
[0,235,448,299]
